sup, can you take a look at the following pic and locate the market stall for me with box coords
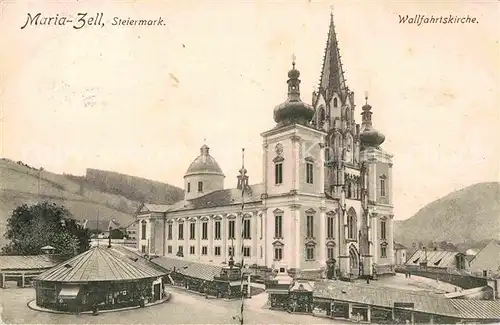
[34,245,166,313]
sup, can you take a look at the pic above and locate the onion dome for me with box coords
[273,59,315,127]
[360,97,385,148]
[184,144,225,177]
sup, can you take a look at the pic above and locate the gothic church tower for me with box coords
[312,12,395,276]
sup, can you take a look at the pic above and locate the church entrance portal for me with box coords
[349,245,360,278]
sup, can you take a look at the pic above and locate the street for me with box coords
[0,286,341,324]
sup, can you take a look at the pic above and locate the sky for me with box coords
[1,0,499,220]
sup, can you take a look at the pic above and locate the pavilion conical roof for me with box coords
[36,246,166,282]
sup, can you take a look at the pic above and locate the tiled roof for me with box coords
[405,249,460,268]
[444,286,488,299]
[290,280,314,292]
[314,280,500,321]
[470,240,500,265]
[150,256,223,281]
[142,203,171,213]
[0,255,58,271]
[450,299,500,320]
[167,183,264,212]
[394,243,406,250]
[313,280,457,317]
[109,246,170,274]
[84,219,120,232]
[36,246,166,282]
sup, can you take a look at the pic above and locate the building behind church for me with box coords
[136,13,395,278]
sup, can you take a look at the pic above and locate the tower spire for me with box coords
[318,10,347,101]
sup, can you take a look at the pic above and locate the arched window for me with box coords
[141,220,147,240]
[319,106,326,121]
[347,208,357,239]
[305,242,316,261]
[333,97,338,107]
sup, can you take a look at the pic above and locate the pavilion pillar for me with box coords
[348,303,353,319]
[0,273,4,288]
[367,305,371,322]
[411,311,415,324]
[22,273,25,287]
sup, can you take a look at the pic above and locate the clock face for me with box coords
[275,143,283,156]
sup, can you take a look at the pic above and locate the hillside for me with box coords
[394,182,500,249]
[0,159,183,247]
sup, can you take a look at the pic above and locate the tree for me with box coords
[1,201,91,256]
[109,228,128,239]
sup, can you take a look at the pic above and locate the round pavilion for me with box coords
[34,245,166,313]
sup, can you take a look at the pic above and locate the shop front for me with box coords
[289,281,313,313]
[267,288,290,310]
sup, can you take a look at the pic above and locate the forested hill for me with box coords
[394,182,500,249]
[0,159,183,247]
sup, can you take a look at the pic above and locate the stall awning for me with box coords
[58,285,80,299]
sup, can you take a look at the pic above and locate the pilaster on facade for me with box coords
[387,214,395,265]
[208,216,214,256]
[252,211,258,264]
[221,214,227,262]
[292,136,301,192]
[319,208,327,264]
[236,213,242,261]
[183,218,188,255]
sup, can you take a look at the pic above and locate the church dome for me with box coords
[360,103,385,148]
[184,144,225,177]
[273,61,315,127]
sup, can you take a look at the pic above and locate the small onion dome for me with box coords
[239,168,247,174]
[273,100,315,126]
[185,144,224,177]
[288,66,300,79]
[273,62,315,127]
[360,128,385,147]
[360,100,385,148]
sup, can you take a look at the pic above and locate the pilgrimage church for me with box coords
[136,13,395,278]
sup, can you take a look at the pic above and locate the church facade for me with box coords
[136,14,395,278]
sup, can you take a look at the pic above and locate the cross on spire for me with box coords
[292,53,296,68]
[365,91,369,104]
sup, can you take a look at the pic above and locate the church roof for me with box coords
[167,183,264,212]
[36,246,166,283]
[139,203,171,213]
[185,144,224,177]
[317,12,349,104]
